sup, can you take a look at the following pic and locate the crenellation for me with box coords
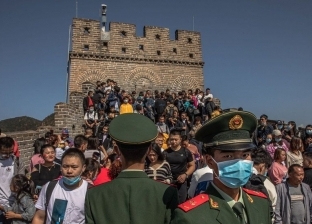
[69,17,203,93]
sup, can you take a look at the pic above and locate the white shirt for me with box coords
[203,93,213,100]
[35,179,88,224]
[84,111,98,121]
[0,157,14,206]
[55,147,65,160]
[188,166,213,198]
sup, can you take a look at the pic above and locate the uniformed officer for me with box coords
[172,111,271,224]
[85,113,178,224]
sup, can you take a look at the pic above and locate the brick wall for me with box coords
[54,102,84,138]
[6,126,54,170]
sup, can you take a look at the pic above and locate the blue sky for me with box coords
[0,0,311,126]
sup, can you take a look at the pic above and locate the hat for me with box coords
[195,111,257,151]
[260,114,268,119]
[109,113,158,145]
[272,130,282,136]
[62,129,69,135]
[276,120,283,125]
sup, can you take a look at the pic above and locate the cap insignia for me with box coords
[229,115,243,130]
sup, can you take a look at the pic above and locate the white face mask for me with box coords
[198,95,203,100]
[124,99,128,103]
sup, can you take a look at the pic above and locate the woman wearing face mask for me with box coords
[303,125,312,150]
[261,133,272,150]
[30,144,61,196]
[81,158,101,186]
[266,130,289,158]
[286,137,304,167]
[119,96,133,114]
[283,121,300,142]
[268,148,288,185]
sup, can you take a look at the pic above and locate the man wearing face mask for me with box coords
[0,137,26,223]
[32,148,88,224]
[172,111,271,224]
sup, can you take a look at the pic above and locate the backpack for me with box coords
[244,174,274,219]
[166,105,175,118]
[187,106,194,117]
[177,100,185,112]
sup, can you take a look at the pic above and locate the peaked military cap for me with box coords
[195,111,257,151]
[109,113,158,145]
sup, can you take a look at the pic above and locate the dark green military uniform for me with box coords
[172,111,271,224]
[172,184,271,224]
[85,113,178,224]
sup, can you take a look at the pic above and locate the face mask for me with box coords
[62,176,81,186]
[275,138,282,142]
[198,95,202,100]
[277,125,283,130]
[306,130,312,135]
[89,108,94,112]
[124,100,128,103]
[286,125,292,130]
[263,170,268,176]
[266,138,272,144]
[213,158,253,189]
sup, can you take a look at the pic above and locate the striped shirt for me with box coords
[145,161,173,184]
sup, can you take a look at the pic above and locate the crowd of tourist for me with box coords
[0,79,311,223]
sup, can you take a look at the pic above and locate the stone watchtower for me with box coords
[68,15,204,95]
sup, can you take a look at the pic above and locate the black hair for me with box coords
[117,142,150,163]
[305,125,312,130]
[260,114,268,120]
[61,148,86,165]
[170,129,182,136]
[205,147,217,156]
[87,137,100,149]
[135,104,142,110]
[149,142,164,162]
[33,137,47,154]
[0,136,14,150]
[40,144,55,155]
[74,135,88,148]
[45,130,53,139]
[11,174,35,205]
[181,135,189,142]
[251,148,273,168]
[82,158,101,179]
[107,153,119,163]
[288,164,303,174]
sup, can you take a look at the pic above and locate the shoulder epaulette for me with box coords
[243,188,267,199]
[178,194,209,212]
